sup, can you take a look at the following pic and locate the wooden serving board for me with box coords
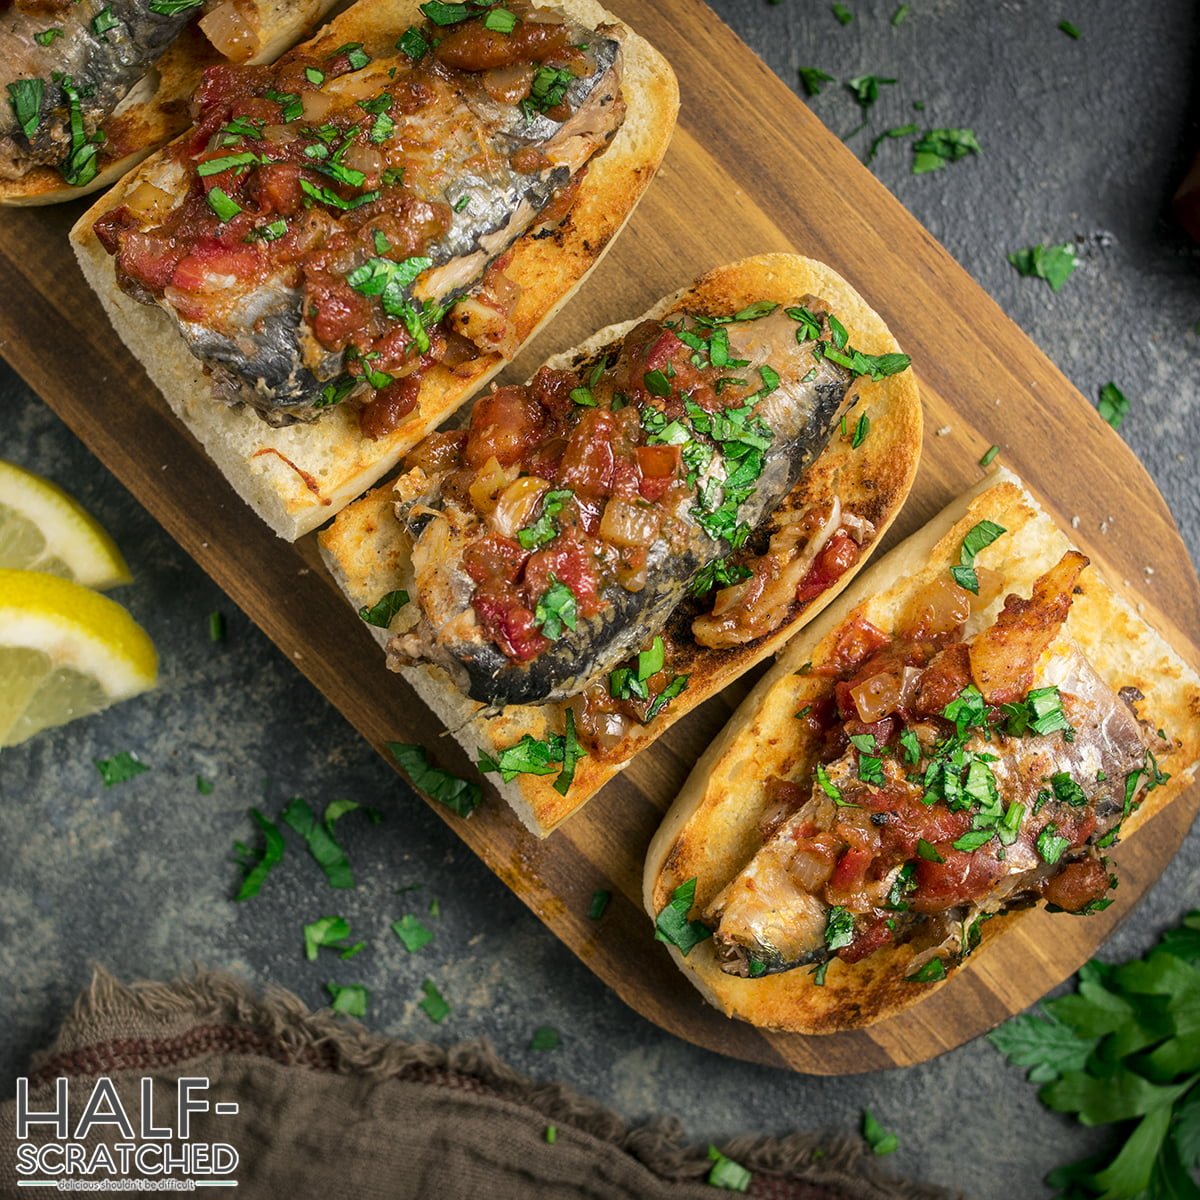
[2,1,1197,1076]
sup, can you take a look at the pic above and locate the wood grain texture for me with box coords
[1,0,1196,1075]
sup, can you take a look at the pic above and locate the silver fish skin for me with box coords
[709,643,1150,977]
[393,308,853,707]
[163,29,625,425]
[1,0,196,179]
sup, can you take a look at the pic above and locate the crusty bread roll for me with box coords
[644,470,1200,1033]
[69,0,680,540]
[319,253,923,836]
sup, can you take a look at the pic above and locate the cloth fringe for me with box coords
[32,965,959,1200]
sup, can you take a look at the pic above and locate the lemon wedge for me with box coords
[0,460,132,589]
[0,569,158,747]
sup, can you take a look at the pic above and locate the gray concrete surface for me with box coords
[2,2,1199,1196]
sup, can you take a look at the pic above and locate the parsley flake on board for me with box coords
[706,1145,752,1192]
[232,809,285,901]
[979,444,1000,468]
[588,889,611,920]
[1097,381,1130,429]
[388,743,482,817]
[281,797,354,889]
[911,127,981,175]
[326,982,369,1018]
[392,913,434,953]
[654,877,712,956]
[862,1110,899,1156]
[358,589,409,627]
[1008,242,1078,292]
[799,66,836,96]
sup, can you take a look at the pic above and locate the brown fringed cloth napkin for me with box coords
[0,969,962,1200]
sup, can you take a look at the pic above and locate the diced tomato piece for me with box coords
[169,238,262,291]
[251,163,304,216]
[636,443,680,501]
[115,230,186,291]
[523,535,601,618]
[359,375,422,440]
[558,408,616,496]
[822,616,891,678]
[877,794,971,859]
[1043,858,1111,912]
[465,386,544,469]
[472,587,547,661]
[839,915,894,964]
[463,535,528,586]
[913,643,973,716]
[642,328,684,372]
[797,530,860,603]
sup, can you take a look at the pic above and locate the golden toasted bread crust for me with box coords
[319,253,923,835]
[643,470,1200,1033]
[69,0,680,539]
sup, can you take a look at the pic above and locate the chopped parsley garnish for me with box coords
[305,66,326,87]
[885,862,917,911]
[862,1110,899,1155]
[34,28,63,46]
[304,915,352,961]
[1058,19,1081,38]
[689,555,752,598]
[358,589,409,628]
[899,728,921,766]
[388,742,482,817]
[420,0,479,24]
[1008,242,1078,292]
[950,518,1005,593]
[646,674,688,721]
[979,443,1000,467]
[588,889,610,920]
[205,186,242,222]
[149,0,204,12]
[1035,823,1070,864]
[832,3,853,24]
[517,488,573,550]
[1050,771,1088,807]
[197,151,259,177]
[850,412,870,448]
[891,4,910,25]
[95,751,148,786]
[92,8,120,38]
[1097,381,1129,429]
[326,982,369,1018]
[281,797,354,889]
[522,65,575,118]
[58,76,104,187]
[530,1025,560,1051]
[865,123,919,166]
[418,979,450,1022]
[816,762,858,807]
[811,959,830,986]
[952,829,994,852]
[392,913,435,953]
[264,88,303,122]
[916,838,944,863]
[534,575,577,640]
[818,341,911,381]
[905,956,947,983]
[912,127,981,175]
[246,218,288,243]
[396,26,430,59]
[232,808,284,901]
[334,42,372,70]
[483,7,518,33]
[545,1126,557,1144]
[610,635,664,701]
[299,179,381,211]
[643,369,671,397]
[846,74,896,110]
[478,709,585,796]
[208,610,225,642]
[324,798,380,828]
[654,877,712,956]
[706,1145,752,1192]
[197,776,215,795]
[799,67,835,97]
[942,683,988,734]
[824,905,856,951]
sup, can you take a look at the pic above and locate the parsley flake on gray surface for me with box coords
[707,1144,752,1192]
[1058,19,1081,38]
[799,66,835,97]
[95,751,147,786]
[1008,242,1078,292]
[232,808,284,901]
[1097,381,1129,429]
[419,978,450,1022]
[326,981,369,1018]
[862,1110,899,1155]
[530,1025,560,1051]
[304,915,352,961]
[392,913,434,953]
[832,3,853,25]
[912,127,981,174]
[281,797,354,888]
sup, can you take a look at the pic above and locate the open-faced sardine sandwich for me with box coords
[2,0,343,204]
[319,254,923,835]
[645,470,1200,1033]
[70,0,679,538]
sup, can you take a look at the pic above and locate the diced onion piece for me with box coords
[342,141,382,179]
[710,578,752,617]
[199,2,258,63]
[849,664,922,723]
[898,573,973,640]
[468,456,519,514]
[491,476,550,538]
[787,842,837,892]
[301,89,334,123]
[972,566,1005,609]
[599,498,659,549]
[122,181,176,223]
[262,124,296,144]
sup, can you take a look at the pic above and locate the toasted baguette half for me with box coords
[644,469,1200,1033]
[69,0,679,540]
[318,252,923,836]
[1,0,341,206]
